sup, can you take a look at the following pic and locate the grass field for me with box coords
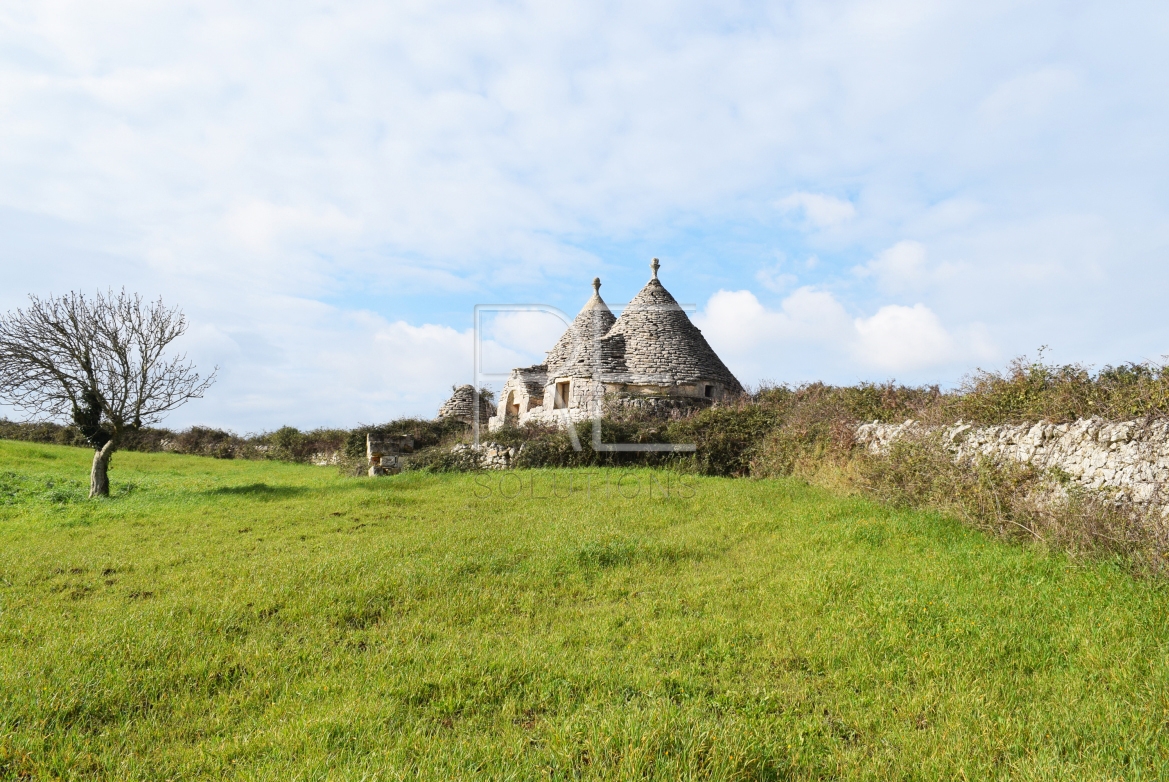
[1,440,1168,780]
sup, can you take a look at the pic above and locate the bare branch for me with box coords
[0,290,216,441]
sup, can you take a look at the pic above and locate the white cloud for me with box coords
[482,310,570,368]
[225,200,362,256]
[755,256,798,293]
[699,287,851,351]
[163,303,477,430]
[855,240,928,291]
[777,192,857,229]
[978,67,1079,130]
[138,301,534,431]
[854,304,955,370]
[366,320,473,393]
[697,288,994,384]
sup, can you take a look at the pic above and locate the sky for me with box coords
[2,0,1168,432]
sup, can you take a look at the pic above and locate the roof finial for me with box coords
[650,257,660,280]
[592,277,601,296]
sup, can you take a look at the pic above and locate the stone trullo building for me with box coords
[437,383,493,425]
[488,259,743,431]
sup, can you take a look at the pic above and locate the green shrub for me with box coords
[945,355,1169,424]
[493,420,677,471]
[170,426,241,458]
[344,417,468,460]
[742,382,938,478]
[404,444,480,473]
[856,435,1041,533]
[666,404,779,477]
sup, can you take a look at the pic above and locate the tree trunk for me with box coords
[90,440,115,498]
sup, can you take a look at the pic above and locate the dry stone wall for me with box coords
[451,442,518,469]
[855,417,1169,504]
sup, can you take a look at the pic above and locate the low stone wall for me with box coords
[488,406,594,432]
[366,433,414,476]
[310,451,341,467]
[606,395,711,419]
[451,442,518,470]
[855,417,1169,504]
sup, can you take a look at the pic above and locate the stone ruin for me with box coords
[364,385,491,475]
[437,384,494,425]
[366,433,414,476]
[489,258,744,431]
[451,442,517,470]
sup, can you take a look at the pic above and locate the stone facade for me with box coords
[606,395,713,419]
[495,365,549,423]
[366,433,414,476]
[489,259,743,431]
[855,417,1169,505]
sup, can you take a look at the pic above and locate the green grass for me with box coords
[1,441,1168,780]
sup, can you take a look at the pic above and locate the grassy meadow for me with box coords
[1,440,1168,780]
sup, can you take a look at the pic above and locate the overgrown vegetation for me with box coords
[854,435,1169,575]
[947,353,1169,424]
[7,355,1169,571]
[9,352,1166,469]
[0,419,350,463]
[451,357,1169,573]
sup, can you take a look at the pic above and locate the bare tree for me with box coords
[0,291,215,497]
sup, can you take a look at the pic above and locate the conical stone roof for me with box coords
[545,277,617,379]
[600,259,743,392]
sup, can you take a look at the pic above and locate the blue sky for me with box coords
[2,1,1168,431]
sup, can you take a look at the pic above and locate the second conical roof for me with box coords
[545,278,617,378]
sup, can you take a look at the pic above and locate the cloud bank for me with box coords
[697,288,993,387]
[1,1,1167,429]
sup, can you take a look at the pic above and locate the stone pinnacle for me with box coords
[650,257,660,280]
